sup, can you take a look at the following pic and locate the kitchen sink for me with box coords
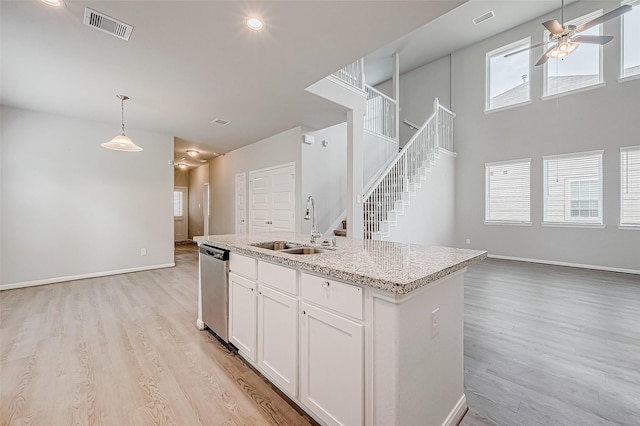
[250,241,301,251]
[279,247,326,255]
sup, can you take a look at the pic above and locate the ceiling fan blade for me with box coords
[572,35,614,45]
[504,41,547,58]
[576,4,632,33]
[542,19,564,35]
[535,45,558,66]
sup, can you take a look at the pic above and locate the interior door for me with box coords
[250,171,271,233]
[203,183,210,235]
[270,164,295,232]
[249,163,295,234]
[173,186,188,241]
[235,173,247,235]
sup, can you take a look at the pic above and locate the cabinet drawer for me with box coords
[230,253,257,279]
[258,261,297,295]
[301,273,363,320]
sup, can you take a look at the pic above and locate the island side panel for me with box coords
[371,269,466,426]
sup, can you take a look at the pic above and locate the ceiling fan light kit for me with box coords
[547,40,579,59]
[505,1,632,66]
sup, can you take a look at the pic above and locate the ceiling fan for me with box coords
[505,0,632,66]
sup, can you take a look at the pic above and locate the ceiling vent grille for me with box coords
[211,118,231,127]
[473,11,495,25]
[83,8,133,41]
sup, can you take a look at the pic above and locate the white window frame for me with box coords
[620,0,640,81]
[543,150,604,228]
[485,37,532,112]
[620,145,640,229]
[543,10,605,99]
[485,158,532,225]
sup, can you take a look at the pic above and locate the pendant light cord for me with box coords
[121,97,126,136]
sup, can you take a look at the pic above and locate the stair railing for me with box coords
[364,84,397,140]
[331,58,365,90]
[362,98,455,238]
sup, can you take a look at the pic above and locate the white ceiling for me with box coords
[364,0,578,85]
[1,0,465,155]
[1,0,574,158]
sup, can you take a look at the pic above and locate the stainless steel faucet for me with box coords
[304,195,322,244]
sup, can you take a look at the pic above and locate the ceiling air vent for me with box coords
[211,118,231,127]
[84,7,133,41]
[473,11,495,25]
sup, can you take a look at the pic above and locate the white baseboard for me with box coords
[196,318,205,330]
[0,263,176,291]
[487,254,640,275]
[442,394,467,426]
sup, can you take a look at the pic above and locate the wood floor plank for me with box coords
[464,258,640,426]
[4,245,637,426]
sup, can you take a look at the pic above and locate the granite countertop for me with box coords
[193,232,486,295]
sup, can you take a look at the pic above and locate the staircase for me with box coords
[334,220,347,237]
[363,98,455,240]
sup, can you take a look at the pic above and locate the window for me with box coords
[543,151,604,226]
[173,190,184,217]
[544,10,603,97]
[486,38,531,111]
[622,1,640,79]
[485,159,531,224]
[621,146,640,226]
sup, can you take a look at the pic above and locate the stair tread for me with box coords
[334,229,347,237]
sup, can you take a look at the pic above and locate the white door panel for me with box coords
[235,173,246,235]
[249,163,295,233]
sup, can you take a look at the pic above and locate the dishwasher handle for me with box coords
[199,244,229,261]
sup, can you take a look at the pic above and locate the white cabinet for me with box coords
[229,272,257,362]
[300,302,364,426]
[257,284,298,397]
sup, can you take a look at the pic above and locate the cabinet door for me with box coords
[257,285,298,397]
[229,272,257,362]
[300,302,364,426]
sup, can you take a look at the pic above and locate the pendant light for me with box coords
[101,95,143,152]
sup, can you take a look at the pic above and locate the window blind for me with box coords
[543,151,603,224]
[621,146,640,226]
[485,159,531,223]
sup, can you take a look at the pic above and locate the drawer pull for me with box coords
[322,281,330,288]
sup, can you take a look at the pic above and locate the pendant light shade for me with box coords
[102,95,142,152]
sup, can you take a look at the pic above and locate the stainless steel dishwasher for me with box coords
[199,244,230,342]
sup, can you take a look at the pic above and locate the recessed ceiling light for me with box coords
[177,163,188,170]
[246,17,265,31]
[186,150,199,157]
[40,0,66,8]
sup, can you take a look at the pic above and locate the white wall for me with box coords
[208,127,302,235]
[385,151,456,246]
[376,55,452,146]
[188,163,209,238]
[301,123,399,236]
[302,123,348,236]
[1,106,175,288]
[449,0,640,271]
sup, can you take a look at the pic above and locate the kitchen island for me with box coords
[194,232,486,426]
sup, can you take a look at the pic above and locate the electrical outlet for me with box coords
[465,238,471,245]
[431,308,440,338]
[140,248,147,256]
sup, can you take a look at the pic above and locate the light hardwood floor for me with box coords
[0,244,316,426]
[2,245,637,425]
